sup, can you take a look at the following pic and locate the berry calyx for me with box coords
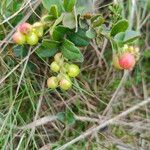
[119,53,136,70]
[68,64,80,77]
[26,32,39,45]
[47,77,58,89]
[33,22,44,37]
[12,32,26,45]
[50,61,60,72]
[112,55,123,70]
[18,22,32,35]
[59,76,72,90]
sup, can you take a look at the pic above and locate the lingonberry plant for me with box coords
[12,0,141,90]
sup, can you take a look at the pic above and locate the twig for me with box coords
[20,116,58,129]
[0,0,32,25]
[102,70,129,116]
[0,44,40,85]
[55,97,150,150]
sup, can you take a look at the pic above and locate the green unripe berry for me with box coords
[47,76,58,89]
[50,61,60,72]
[12,32,26,45]
[33,22,44,37]
[26,32,38,45]
[54,53,62,62]
[68,64,80,77]
[54,53,64,65]
[59,76,72,90]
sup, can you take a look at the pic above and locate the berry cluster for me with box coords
[13,22,44,45]
[47,53,80,90]
[113,45,140,70]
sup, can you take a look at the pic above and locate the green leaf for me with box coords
[65,110,75,125]
[63,0,76,12]
[111,19,129,36]
[143,50,150,58]
[42,0,64,14]
[50,14,64,35]
[86,28,96,39]
[13,45,27,58]
[67,28,90,47]
[62,13,76,29]
[61,39,84,62]
[36,40,60,57]
[123,30,140,43]
[41,15,55,24]
[52,25,69,41]
[57,112,65,122]
[114,32,125,43]
[57,111,75,125]
[50,5,59,19]
[76,0,93,15]
[91,15,105,27]
[114,30,140,44]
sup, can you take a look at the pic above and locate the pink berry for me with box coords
[119,53,136,70]
[12,32,26,45]
[18,22,32,34]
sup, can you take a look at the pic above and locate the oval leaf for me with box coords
[67,28,90,47]
[123,30,140,43]
[63,0,76,12]
[61,39,84,62]
[42,0,64,14]
[111,19,129,37]
[52,25,69,41]
[86,28,96,39]
[36,40,60,57]
[50,5,59,19]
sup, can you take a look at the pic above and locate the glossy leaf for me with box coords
[86,28,96,39]
[13,45,27,58]
[114,32,125,43]
[111,19,129,36]
[52,25,68,41]
[36,40,60,57]
[42,0,64,14]
[114,30,140,44]
[123,30,140,43]
[50,5,59,19]
[61,39,84,62]
[91,15,105,27]
[67,28,90,47]
[63,0,76,12]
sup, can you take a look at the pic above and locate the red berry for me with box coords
[18,23,32,35]
[12,32,26,45]
[119,53,135,70]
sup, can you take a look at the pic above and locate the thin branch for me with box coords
[55,97,150,150]
[103,70,129,116]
